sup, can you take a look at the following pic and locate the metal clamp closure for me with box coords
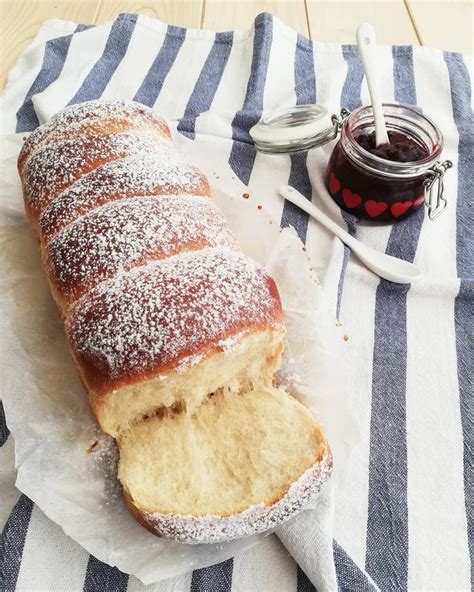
[331,108,351,137]
[424,159,453,220]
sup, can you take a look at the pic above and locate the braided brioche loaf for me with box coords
[19,99,332,544]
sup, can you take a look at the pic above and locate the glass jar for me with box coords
[250,103,451,223]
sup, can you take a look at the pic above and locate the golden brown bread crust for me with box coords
[65,248,284,396]
[39,153,210,241]
[22,133,170,226]
[44,196,240,306]
[18,99,171,173]
[123,489,161,537]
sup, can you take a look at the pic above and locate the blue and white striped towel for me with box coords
[0,12,472,592]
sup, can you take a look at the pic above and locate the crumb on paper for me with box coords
[302,246,307,252]
[86,440,99,453]
[343,335,349,342]
[257,205,262,210]
[242,192,250,199]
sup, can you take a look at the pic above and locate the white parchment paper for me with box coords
[0,132,356,584]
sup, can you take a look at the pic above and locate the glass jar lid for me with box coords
[249,104,339,154]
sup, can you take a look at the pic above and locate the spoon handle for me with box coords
[356,23,389,147]
[279,185,422,284]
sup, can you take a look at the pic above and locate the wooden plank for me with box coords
[0,0,99,91]
[0,0,203,92]
[1,0,471,94]
[306,0,419,45]
[203,0,310,37]
[95,0,202,29]
[408,0,473,52]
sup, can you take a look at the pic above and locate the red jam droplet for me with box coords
[355,130,430,163]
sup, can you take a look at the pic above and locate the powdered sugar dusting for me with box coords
[19,99,170,169]
[137,445,333,544]
[47,195,239,302]
[40,152,210,240]
[176,353,205,373]
[217,332,248,353]
[23,133,171,218]
[67,248,283,389]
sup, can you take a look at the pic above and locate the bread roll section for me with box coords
[45,196,238,305]
[39,153,210,240]
[67,248,285,437]
[19,99,331,543]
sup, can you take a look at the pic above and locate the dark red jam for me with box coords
[326,130,430,222]
[355,130,429,162]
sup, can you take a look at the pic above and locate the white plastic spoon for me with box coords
[279,185,422,283]
[356,23,389,146]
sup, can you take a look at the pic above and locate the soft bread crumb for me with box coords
[118,386,326,516]
[94,328,285,437]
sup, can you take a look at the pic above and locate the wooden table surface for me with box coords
[0,0,473,91]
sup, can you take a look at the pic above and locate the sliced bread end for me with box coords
[119,386,332,544]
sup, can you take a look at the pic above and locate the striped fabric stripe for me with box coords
[229,13,273,184]
[444,51,474,586]
[177,32,234,139]
[335,45,363,320]
[296,565,316,591]
[341,45,364,112]
[83,555,129,592]
[333,541,377,592]
[76,24,95,33]
[393,46,417,105]
[366,46,421,591]
[15,27,78,132]
[68,14,138,105]
[365,280,411,590]
[190,559,233,592]
[280,33,316,242]
[0,400,9,446]
[0,495,34,591]
[134,25,186,107]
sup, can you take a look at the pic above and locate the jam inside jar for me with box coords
[326,104,444,222]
